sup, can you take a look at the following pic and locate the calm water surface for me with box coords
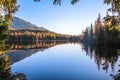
[10,43,120,80]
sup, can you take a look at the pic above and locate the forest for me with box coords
[0,0,120,80]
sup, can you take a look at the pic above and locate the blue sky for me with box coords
[15,0,109,35]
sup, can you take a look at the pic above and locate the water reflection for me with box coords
[7,40,71,50]
[7,41,73,65]
[0,40,120,80]
[82,43,120,80]
[0,56,27,80]
[0,41,27,80]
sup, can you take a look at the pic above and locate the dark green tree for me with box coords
[90,24,93,42]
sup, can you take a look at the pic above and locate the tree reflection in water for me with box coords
[0,41,26,80]
[82,43,120,80]
[0,40,73,80]
[1,39,120,80]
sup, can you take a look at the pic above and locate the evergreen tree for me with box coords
[90,24,93,41]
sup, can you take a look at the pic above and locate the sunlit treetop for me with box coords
[0,0,19,26]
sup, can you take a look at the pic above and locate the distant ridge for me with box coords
[10,16,48,31]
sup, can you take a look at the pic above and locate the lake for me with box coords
[1,41,120,80]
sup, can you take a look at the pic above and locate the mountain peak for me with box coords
[10,16,48,31]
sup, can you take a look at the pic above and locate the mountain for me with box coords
[10,16,48,31]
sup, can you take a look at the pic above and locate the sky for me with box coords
[15,0,110,35]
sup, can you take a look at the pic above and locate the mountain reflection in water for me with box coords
[0,40,120,80]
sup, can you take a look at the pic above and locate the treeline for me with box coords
[81,13,120,46]
[8,29,80,42]
[81,0,120,47]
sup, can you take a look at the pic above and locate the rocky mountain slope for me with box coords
[10,16,48,31]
